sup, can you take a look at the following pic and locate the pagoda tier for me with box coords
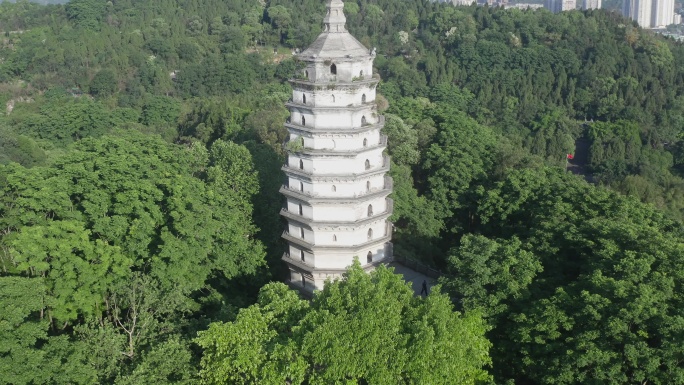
[281,0,392,292]
[281,174,393,200]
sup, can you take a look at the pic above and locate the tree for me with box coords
[89,69,117,97]
[388,161,443,265]
[15,98,115,144]
[382,113,420,166]
[196,263,492,384]
[242,104,290,154]
[344,1,359,16]
[243,141,287,269]
[423,112,498,233]
[364,4,385,36]
[222,55,257,94]
[10,220,130,324]
[1,131,266,377]
[140,95,181,126]
[0,277,49,385]
[220,26,246,54]
[266,5,291,44]
[0,277,96,384]
[526,109,578,162]
[207,140,259,214]
[442,235,542,321]
[0,127,46,167]
[178,98,247,144]
[65,0,106,30]
[446,167,684,383]
[114,335,196,385]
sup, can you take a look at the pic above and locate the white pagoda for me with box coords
[280,0,393,292]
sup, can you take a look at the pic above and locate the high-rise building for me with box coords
[281,0,393,293]
[652,0,675,27]
[545,0,576,13]
[623,0,675,27]
[582,0,602,10]
[623,0,653,27]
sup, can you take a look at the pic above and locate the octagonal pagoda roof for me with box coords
[298,0,371,60]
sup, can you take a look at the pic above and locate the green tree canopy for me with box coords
[89,69,117,97]
[0,131,266,382]
[443,167,684,384]
[197,262,492,385]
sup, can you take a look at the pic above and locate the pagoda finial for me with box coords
[324,0,346,33]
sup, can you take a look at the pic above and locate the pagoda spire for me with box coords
[323,0,346,33]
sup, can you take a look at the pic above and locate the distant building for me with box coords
[478,0,509,6]
[433,0,517,8]
[545,0,576,13]
[675,13,682,24]
[623,0,653,27]
[652,0,675,27]
[481,0,501,6]
[505,2,544,8]
[582,0,602,10]
[436,0,472,5]
[623,0,676,27]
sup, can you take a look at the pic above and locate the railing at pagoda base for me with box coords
[392,254,443,279]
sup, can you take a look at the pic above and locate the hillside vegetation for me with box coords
[1,0,684,383]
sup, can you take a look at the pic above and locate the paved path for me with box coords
[388,262,438,297]
[568,137,595,183]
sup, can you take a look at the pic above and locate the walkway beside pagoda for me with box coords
[387,261,439,297]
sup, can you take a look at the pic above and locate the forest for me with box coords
[1,0,684,383]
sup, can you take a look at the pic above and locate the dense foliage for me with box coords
[197,263,491,385]
[2,0,684,383]
[1,131,266,383]
[443,168,684,383]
